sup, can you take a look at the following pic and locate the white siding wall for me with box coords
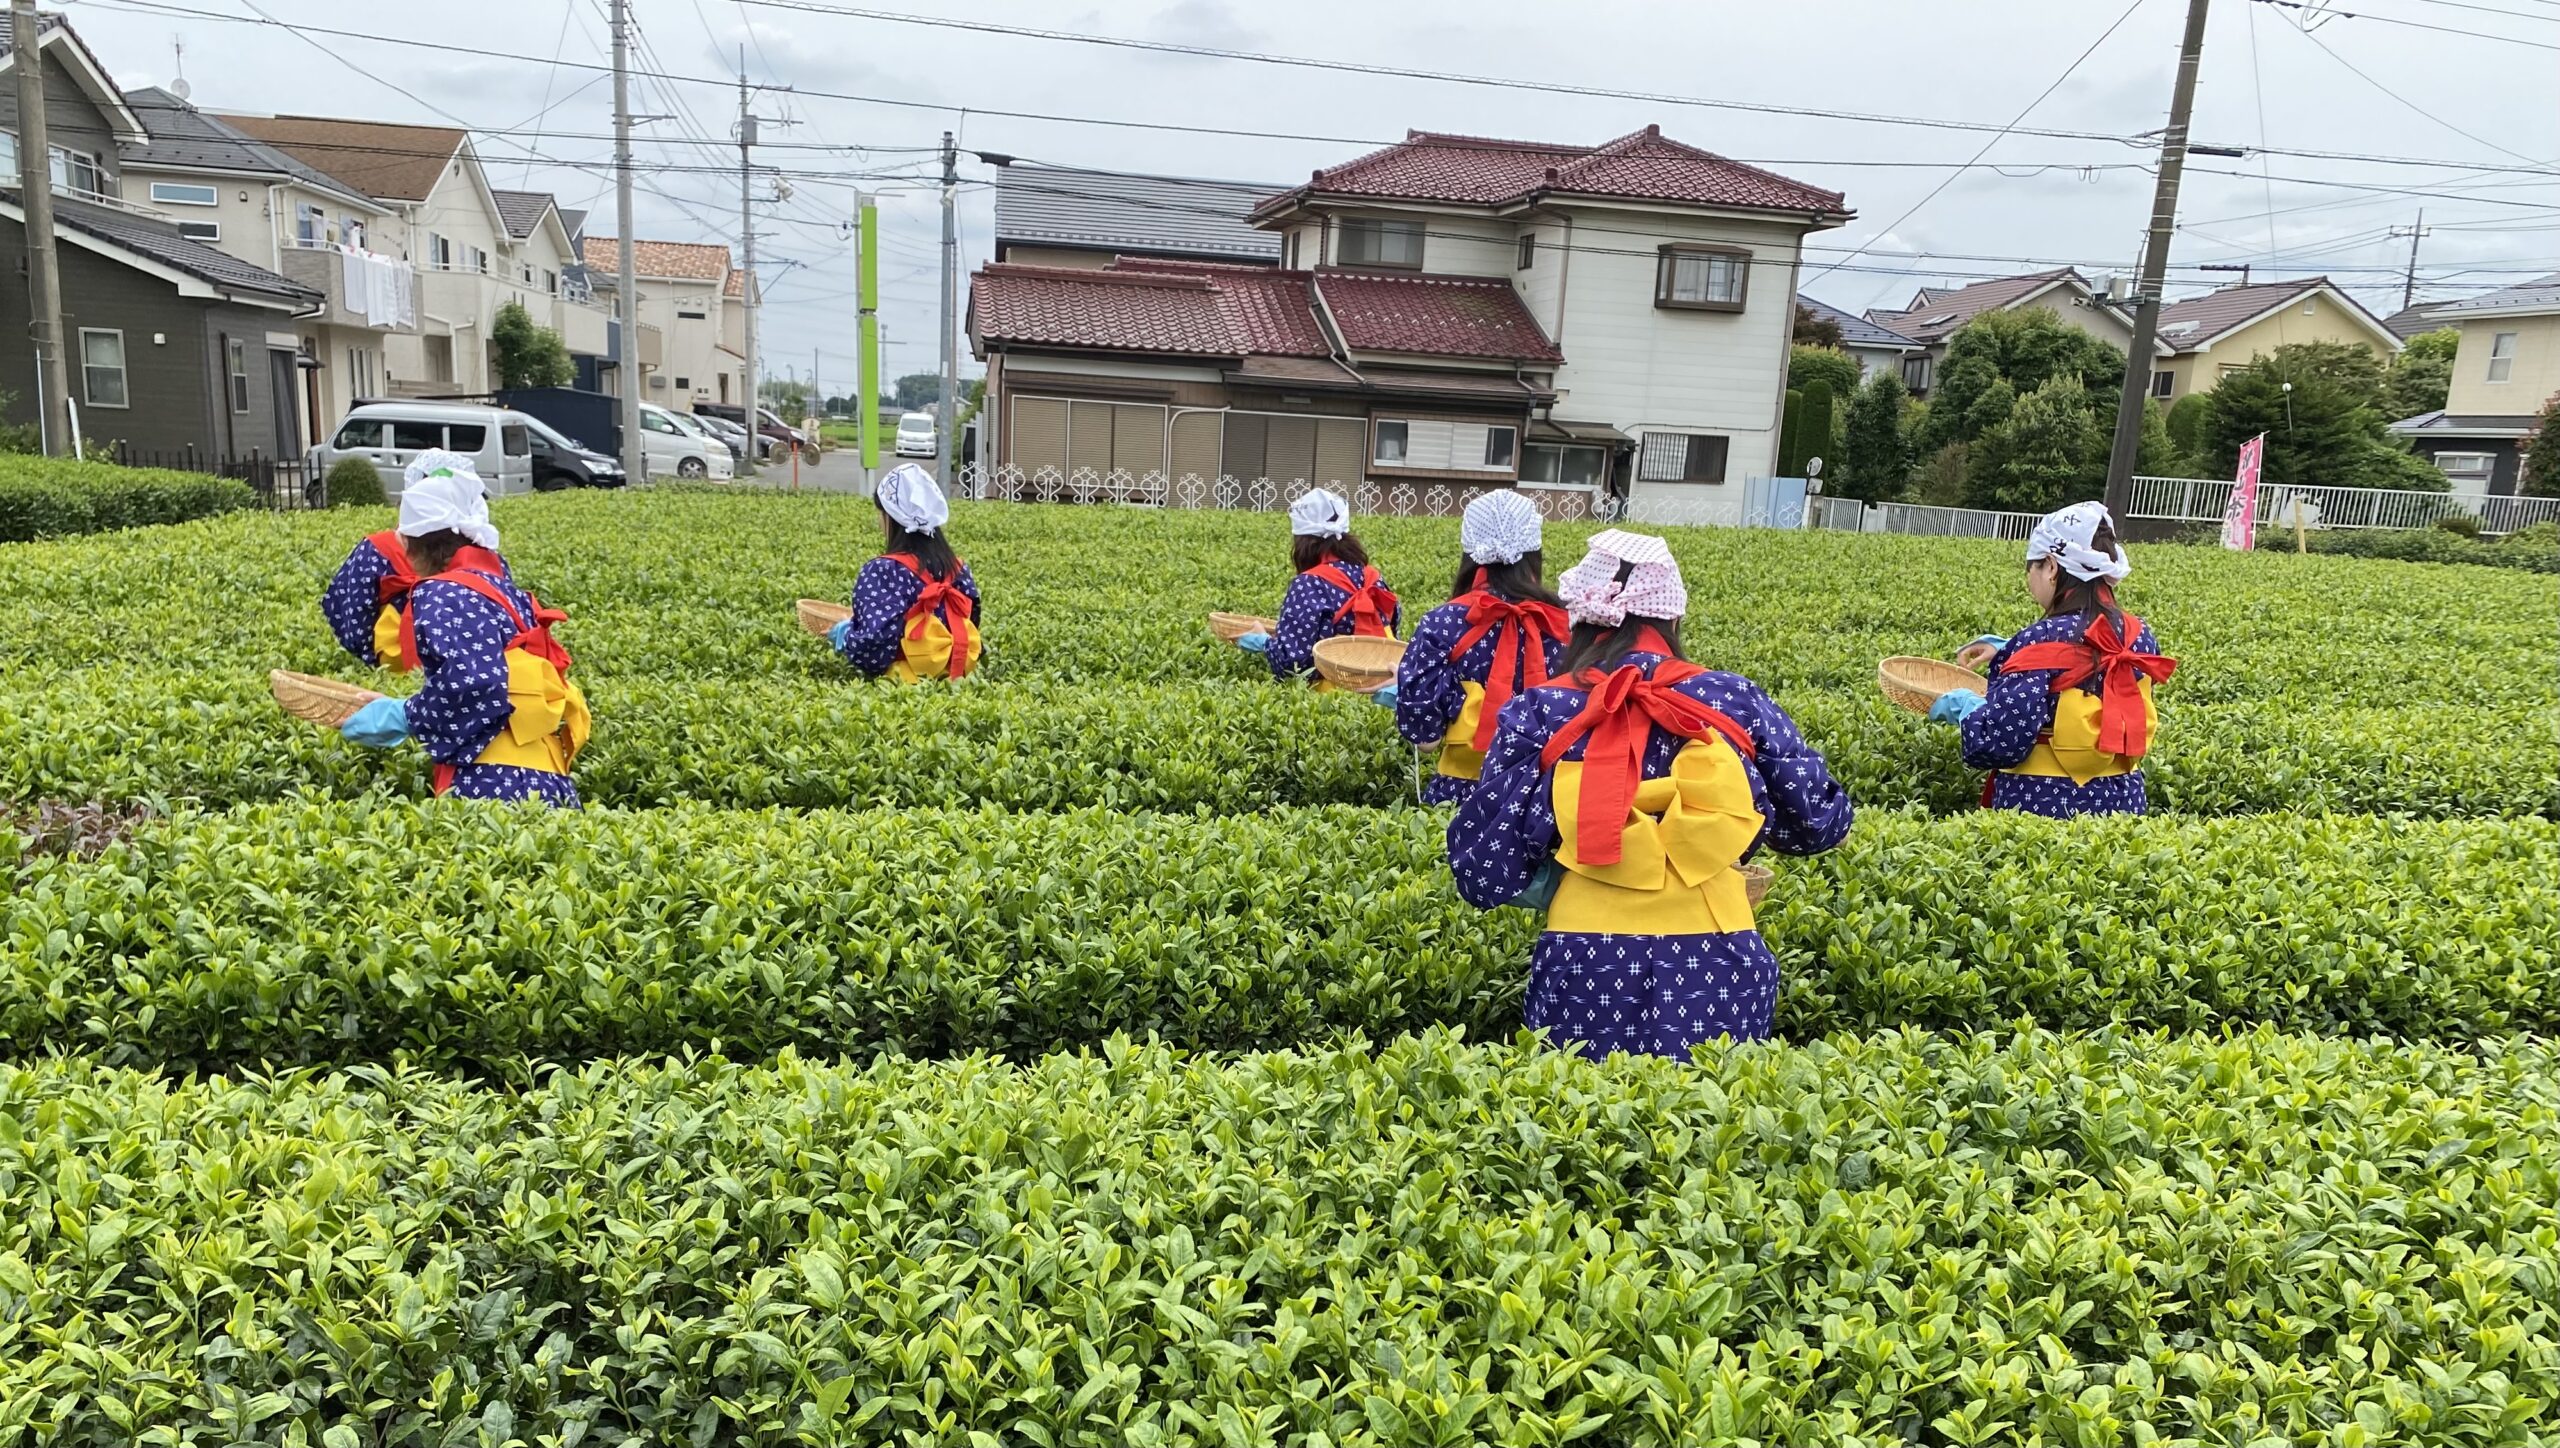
[1409,213,1516,278]
[1547,209,1804,490]
[639,278,730,410]
[1514,221,1565,339]
[1281,222,1323,270]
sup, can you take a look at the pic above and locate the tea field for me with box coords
[0,487,2554,1446]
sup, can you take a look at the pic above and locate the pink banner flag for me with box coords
[2222,433,2266,551]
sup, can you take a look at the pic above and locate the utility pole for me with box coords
[936,130,959,489]
[2103,0,2213,519]
[738,51,760,475]
[14,0,69,456]
[2391,210,2430,311]
[610,0,643,485]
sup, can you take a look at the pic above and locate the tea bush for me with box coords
[0,1030,2551,1447]
[6,801,2549,1071]
[0,455,254,542]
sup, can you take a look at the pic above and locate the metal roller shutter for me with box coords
[1170,411,1223,482]
[1222,413,1268,479]
[1011,396,1068,475]
[1068,401,1115,476]
[1265,416,1317,485]
[1108,403,1167,476]
[1314,418,1365,487]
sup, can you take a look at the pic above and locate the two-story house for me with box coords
[1863,267,2141,398]
[2145,277,2400,402]
[2390,273,2560,500]
[580,235,744,411]
[0,14,322,459]
[969,126,1852,512]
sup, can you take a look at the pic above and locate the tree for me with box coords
[2133,399,2193,480]
[761,378,814,419]
[1792,303,1843,350]
[1920,309,2126,453]
[2265,340,2387,411]
[893,373,945,411]
[1776,388,1806,476]
[489,301,573,389]
[1968,373,2106,514]
[2518,393,2560,498]
[2199,354,2436,491]
[2385,327,2459,420]
[1837,370,1912,501]
[1798,380,1835,476]
[1788,346,1862,399]
[2164,392,2210,460]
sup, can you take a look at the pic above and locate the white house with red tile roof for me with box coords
[581,236,744,412]
[968,125,1854,509]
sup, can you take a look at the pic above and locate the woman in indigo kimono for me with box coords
[319,450,509,671]
[828,464,983,682]
[1236,488,1399,684]
[1448,530,1852,1058]
[1392,490,1568,805]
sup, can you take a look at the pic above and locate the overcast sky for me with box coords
[72,0,2560,396]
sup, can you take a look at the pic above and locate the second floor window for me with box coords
[298,204,324,245]
[2150,370,2174,399]
[150,181,219,207]
[1656,245,1748,312]
[428,234,454,269]
[1338,218,1423,269]
[1901,353,1932,394]
[2487,331,2518,382]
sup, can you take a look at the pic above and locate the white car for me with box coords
[895,412,938,458]
[639,404,734,481]
[313,401,538,498]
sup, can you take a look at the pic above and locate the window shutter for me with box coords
[1011,396,1068,474]
[1314,418,1365,487]
[1171,410,1224,482]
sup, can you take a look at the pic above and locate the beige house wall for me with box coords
[2156,295,2395,399]
[2446,313,2560,415]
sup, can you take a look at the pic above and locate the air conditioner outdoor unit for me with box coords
[648,375,668,389]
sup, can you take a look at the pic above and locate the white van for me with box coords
[895,411,938,458]
[639,403,735,480]
[314,402,537,498]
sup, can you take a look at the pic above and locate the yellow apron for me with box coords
[1546,737,1767,936]
[2009,680,2154,784]
[1436,682,1490,782]
[887,609,983,686]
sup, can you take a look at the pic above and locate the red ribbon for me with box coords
[369,531,505,670]
[1449,587,1569,752]
[1306,562,1399,638]
[2001,612,2176,758]
[1539,657,1756,867]
[423,568,573,798]
[886,553,977,678]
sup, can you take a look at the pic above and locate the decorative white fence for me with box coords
[957,465,1615,521]
[2128,475,2560,536]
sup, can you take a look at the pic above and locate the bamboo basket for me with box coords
[269,670,385,729]
[796,598,852,636]
[1208,611,1274,643]
[1741,862,1773,908]
[1312,635,1406,693]
[1877,656,1983,715]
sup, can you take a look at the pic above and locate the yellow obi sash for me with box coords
[370,605,415,674]
[1436,681,1489,780]
[470,649,592,775]
[1546,736,1766,935]
[888,611,983,686]
[2011,680,2154,784]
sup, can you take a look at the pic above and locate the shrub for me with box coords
[2434,511,2483,539]
[1786,344,1862,399]
[0,455,254,542]
[324,455,386,507]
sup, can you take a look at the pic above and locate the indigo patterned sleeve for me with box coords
[1446,695,1560,909]
[839,556,922,677]
[321,539,394,665]
[957,563,984,629]
[1395,605,1467,748]
[404,581,515,766]
[1961,630,2059,771]
[1727,679,1854,856]
[1266,572,1339,681]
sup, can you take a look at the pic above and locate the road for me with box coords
[725,447,942,496]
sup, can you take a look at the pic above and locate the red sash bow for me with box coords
[1539,656,1756,867]
[887,553,976,679]
[1306,562,1398,638]
[1450,587,1569,752]
[2000,613,2175,758]
[368,531,506,670]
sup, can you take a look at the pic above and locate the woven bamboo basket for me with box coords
[1741,862,1773,908]
[1878,656,1983,715]
[1208,611,1274,643]
[269,670,385,729]
[796,598,852,636]
[1312,635,1406,693]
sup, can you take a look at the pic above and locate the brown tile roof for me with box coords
[1864,267,2092,345]
[580,236,732,283]
[2150,277,2374,354]
[216,114,466,202]
[1255,125,1845,220]
[724,267,745,299]
[1107,256,1331,355]
[1314,270,1562,363]
[971,264,1244,355]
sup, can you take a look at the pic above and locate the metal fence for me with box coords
[112,446,326,510]
[2128,474,2560,536]
[958,465,1616,521]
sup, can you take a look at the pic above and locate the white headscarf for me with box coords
[1460,489,1542,566]
[1557,529,1686,627]
[1288,487,1351,539]
[876,463,949,534]
[397,450,500,551]
[2026,500,2131,583]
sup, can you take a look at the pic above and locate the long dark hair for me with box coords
[1559,561,1685,673]
[881,509,958,579]
[1449,549,1562,608]
[1292,533,1370,574]
[405,529,467,577]
[2044,518,2127,636]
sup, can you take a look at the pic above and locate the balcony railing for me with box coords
[276,244,420,332]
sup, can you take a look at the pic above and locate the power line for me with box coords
[2252,0,2560,44]
[2263,7,2560,173]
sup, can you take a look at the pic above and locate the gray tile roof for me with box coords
[559,207,588,241]
[995,163,1282,263]
[1797,293,1916,349]
[491,188,558,239]
[2388,409,2538,435]
[2381,302,2449,339]
[121,86,378,211]
[2425,272,2560,317]
[28,189,318,303]
[0,12,62,47]
[1865,267,2092,346]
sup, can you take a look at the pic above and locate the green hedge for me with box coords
[0,1030,2552,1446]
[7,802,2549,1072]
[2271,519,2560,573]
[0,455,255,542]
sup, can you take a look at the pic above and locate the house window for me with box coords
[462,245,487,274]
[78,329,128,409]
[1286,233,1300,270]
[177,221,220,243]
[2150,370,2174,399]
[1373,419,1408,465]
[47,147,101,198]
[542,269,557,295]
[2435,452,2496,481]
[427,233,453,269]
[674,376,690,390]
[1483,426,1515,468]
[1369,417,1518,474]
[150,181,219,207]
[677,307,708,320]
[2487,331,2517,383]
[1521,443,1605,489]
[1901,354,1932,393]
[297,204,324,246]
[1637,432,1729,484]
[1517,234,1536,270]
[1338,218,1424,269]
[226,338,250,413]
[1656,245,1748,312]
[349,346,377,401]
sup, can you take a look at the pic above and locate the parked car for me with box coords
[698,402,816,461]
[666,408,744,464]
[312,401,537,498]
[639,403,734,481]
[895,412,938,458]
[692,412,753,462]
[523,416,626,491]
